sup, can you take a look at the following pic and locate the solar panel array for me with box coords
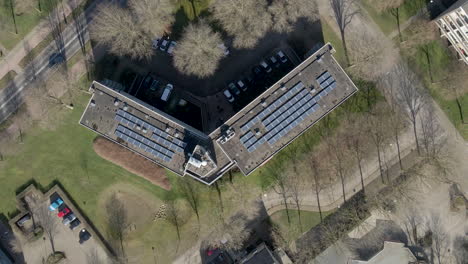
[239,73,338,153]
[240,82,305,133]
[115,109,187,151]
[115,125,174,162]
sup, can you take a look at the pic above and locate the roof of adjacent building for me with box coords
[240,243,280,264]
[79,43,357,184]
[350,241,417,264]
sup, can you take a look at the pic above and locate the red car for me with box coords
[57,207,70,218]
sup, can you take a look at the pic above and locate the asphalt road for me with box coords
[0,2,99,124]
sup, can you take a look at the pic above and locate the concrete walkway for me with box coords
[0,0,87,80]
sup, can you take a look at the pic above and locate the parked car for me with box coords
[159,39,169,51]
[228,82,240,95]
[49,198,64,211]
[142,75,153,88]
[217,43,230,56]
[167,41,177,55]
[259,60,272,73]
[48,53,65,67]
[237,80,247,91]
[62,213,76,225]
[79,229,92,244]
[270,56,280,68]
[69,218,81,230]
[252,65,263,76]
[152,38,161,49]
[58,207,70,218]
[161,84,173,102]
[223,90,234,103]
[150,79,159,91]
[277,50,288,63]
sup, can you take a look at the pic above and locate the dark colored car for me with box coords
[48,53,65,67]
[79,229,91,244]
[62,213,76,225]
[69,218,81,230]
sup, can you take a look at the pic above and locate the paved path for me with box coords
[263,0,468,216]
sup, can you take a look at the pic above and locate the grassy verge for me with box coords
[321,20,346,66]
[0,1,60,50]
[172,0,212,39]
[361,0,426,36]
[401,38,468,139]
[270,209,333,241]
[0,71,17,91]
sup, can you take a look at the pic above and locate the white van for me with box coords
[161,84,173,101]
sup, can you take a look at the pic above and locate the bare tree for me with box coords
[286,169,304,231]
[345,116,368,193]
[326,134,348,202]
[308,154,325,222]
[129,0,175,37]
[419,104,444,161]
[91,3,152,60]
[400,207,422,245]
[211,0,272,49]
[35,205,58,254]
[165,199,190,243]
[368,105,389,184]
[393,63,426,155]
[268,0,319,33]
[268,161,292,225]
[371,0,405,41]
[207,212,252,251]
[329,0,358,66]
[173,20,224,78]
[427,213,450,264]
[105,193,127,260]
[178,178,201,223]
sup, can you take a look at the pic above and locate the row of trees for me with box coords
[91,0,319,77]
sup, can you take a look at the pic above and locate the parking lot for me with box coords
[9,185,111,264]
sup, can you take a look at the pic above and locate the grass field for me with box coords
[0,1,60,50]
[0,70,16,91]
[270,209,333,241]
[321,20,346,66]
[361,0,426,36]
[402,38,468,140]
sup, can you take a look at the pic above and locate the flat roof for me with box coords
[79,43,357,184]
[211,44,358,176]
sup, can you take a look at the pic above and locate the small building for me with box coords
[434,0,468,64]
[349,241,418,264]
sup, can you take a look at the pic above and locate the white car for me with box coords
[277,50,288,63]
[161,84,173,102]
[260,60,272,73]
[160,40,169,51]
[237,80,247,91]
[167,41,177,55]
[218,43,230,56]
[223,90,234,103]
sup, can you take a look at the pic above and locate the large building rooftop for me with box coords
[79,43,357,185]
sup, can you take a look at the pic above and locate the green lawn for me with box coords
[270,209,333,241]
[0,1,59,50]
[172,0,212,39]
[321,19,346,66]
[361,0,427,36]
[402,39,468,140]
[0,70,16,91]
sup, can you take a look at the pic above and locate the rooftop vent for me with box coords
[123,103,128,111]
[114,99,119,106]
[145,114,149,119]
[136,125,141,130]
[281,85,287,91]
[90,100,96,107]
[174,132,180,138]
[142,127,147,133]
[165,127,171,133]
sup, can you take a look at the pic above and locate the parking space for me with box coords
[9,185,111,264]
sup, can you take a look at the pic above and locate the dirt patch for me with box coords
[93,136,171,190]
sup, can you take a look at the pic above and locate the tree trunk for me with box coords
[296,201,302,232]
[313,173,323,222]
[49,236,56,254]
[396,8,402,42]
[338,169,346,202]
[376,144,385,184]
[395,132,403,170]
[412,119,421,155]
[214,182,224,213]
[8,0,18,34]
[340,29,350,66]
[455,97,465,124]
[357,158,365,194]
[282,193,291,225]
